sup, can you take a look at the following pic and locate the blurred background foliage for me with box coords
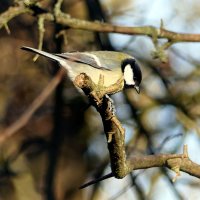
[0,0,200,200]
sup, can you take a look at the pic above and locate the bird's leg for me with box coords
[104,76,124,95]
[90,74,106,104]
[93,75,124,99]
[89,74,105,105]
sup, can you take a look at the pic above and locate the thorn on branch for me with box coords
[183,144,189,158]
[56,30,68,46]
[160,19,164,29]
[166,157,181,182]
[172,168,181,182]
[167,145,189,182]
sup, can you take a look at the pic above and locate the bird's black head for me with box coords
[121,58,142,93]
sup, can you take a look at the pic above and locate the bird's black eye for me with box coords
[121,58,142,86]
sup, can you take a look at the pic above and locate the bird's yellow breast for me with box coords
[65,62,123,87]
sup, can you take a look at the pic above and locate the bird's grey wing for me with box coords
[88,51,133,70]
[55,52,111,71]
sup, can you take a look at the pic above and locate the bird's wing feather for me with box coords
[56,52,111,71]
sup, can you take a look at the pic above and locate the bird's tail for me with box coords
[21,46,63,63]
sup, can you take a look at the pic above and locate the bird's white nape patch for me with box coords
[84,53,102,67]
[124,64,135,86]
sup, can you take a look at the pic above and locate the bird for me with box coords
[21,46,142,94]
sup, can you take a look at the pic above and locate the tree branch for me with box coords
[0,4,31,31]
[1,2,200,44]
[75,73,200,188]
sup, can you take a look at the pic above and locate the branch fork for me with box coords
[75,73,200,188]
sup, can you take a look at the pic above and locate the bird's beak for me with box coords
[134,85,140,94]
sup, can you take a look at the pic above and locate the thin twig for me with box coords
[33,15,45,61]
[2,3,200,44]
[79,172,114,189]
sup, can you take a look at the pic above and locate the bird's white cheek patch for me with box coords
[124,64,135,85]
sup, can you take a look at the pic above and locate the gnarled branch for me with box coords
[75,73,200,188]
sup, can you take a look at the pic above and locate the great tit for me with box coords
[21,46,142,93]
